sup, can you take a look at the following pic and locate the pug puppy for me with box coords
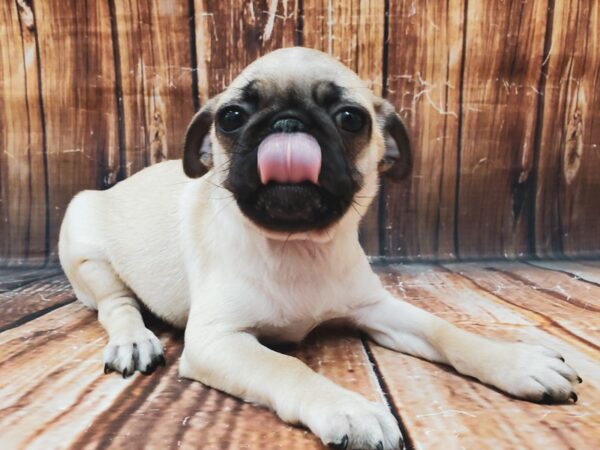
[59,47,580,450]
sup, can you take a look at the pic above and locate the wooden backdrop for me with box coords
[1,0,599,266]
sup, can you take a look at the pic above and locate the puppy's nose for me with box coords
[271,117,305,133]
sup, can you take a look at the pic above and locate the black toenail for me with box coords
[559,356,565,362]
[328,435,349,450]
[577,376,583,384]
[570,392,578,403]
[376,442,384,450]
[158,354,166,366]
[104,363,111,374]
[541,393,552,404]
[142,364,157,375]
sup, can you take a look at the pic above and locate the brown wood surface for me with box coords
[302,0,385,254]
[112,0,197,175]
[2,263,600,449]
[382,0,464,260]
[456,0,549,258]
[370,263,600,450]
[0,266,62,292]
[0,274,73,330]
[0,271,383,450]
[0,0,47,265]
[530,260,600,285]
[2,1,600,263]
[194,0,298,102]
[34,0,120,257]
[444,262,600,349]
[534,0,600,258]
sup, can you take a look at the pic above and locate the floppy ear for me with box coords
[375,99,412,181]
[183,98,218,178]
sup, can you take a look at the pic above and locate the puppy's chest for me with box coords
[251,271,353,342]
[256,320,317,343]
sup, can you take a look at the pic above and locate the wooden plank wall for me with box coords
[1,0,599,265]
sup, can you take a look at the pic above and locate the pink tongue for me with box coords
[257,133,322,185]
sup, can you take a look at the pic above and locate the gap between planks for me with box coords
[1,262,600,449]
[0,269,390,450]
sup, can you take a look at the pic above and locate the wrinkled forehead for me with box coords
[218,48,375,111]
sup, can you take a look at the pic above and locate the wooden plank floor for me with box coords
[0,262,599,450]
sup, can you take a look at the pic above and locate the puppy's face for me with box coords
[183,48,410,237]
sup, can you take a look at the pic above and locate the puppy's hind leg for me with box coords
[75,259,166,377]
[60,192,164,377]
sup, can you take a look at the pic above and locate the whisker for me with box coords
[205,197,236,228]
[324,228,333,243]
[305,233,318,258]
[165,180,194,186]
[213,165,233,176]
[352,198,371,208]
[279,232,293,259]
[354,194,378,200]
[203,178,231,192]
[207,195,234,200]
[350,201,364,219]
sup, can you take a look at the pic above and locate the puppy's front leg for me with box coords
[180,325,402,450]
[76,259,165,377]
[352,289,581,403]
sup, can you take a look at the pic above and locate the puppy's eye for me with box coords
[218,107,247,133]
[335,108,365,132]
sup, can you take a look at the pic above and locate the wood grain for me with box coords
[0,274,73,331]
[1,1,600,262]
[0,266,62,293]
[34,0,120,259]
[444,262,600,349]
[456,0,549,258]
[371,264,600,450]
[111,0,197,175]
[581,261,600,269]
[1,264,600,448]
[87,329,383,450]
[529,260,600,285]
[194,0,298,102]
[302,0,385,254]
[302,0,384,93]
[0,276,385,450]
[383,0,464,259]
[534,0,600,258]
[0,0,47,265]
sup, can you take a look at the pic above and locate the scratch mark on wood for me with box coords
[564,95,584,185]
[416,409,477,419]
[262,0,281,41]
[327,0,333,54]
[15,0,34,31]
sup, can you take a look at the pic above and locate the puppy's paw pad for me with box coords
[103,328,165,377]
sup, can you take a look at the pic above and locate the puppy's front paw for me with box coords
[304,392,402,450]
[490,342,581,403]
[103,328,165,378]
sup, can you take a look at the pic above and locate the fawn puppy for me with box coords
[59,47,580,450]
